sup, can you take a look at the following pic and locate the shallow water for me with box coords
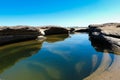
[0,33,120,80]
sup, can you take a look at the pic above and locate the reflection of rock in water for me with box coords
[0,40,43,73]
[89,37,120,54]
[45,34,69,43]
[89,37,112,53]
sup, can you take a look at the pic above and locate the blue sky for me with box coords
[0,0,120,27]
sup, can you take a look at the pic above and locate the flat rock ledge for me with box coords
[89,23,120,54]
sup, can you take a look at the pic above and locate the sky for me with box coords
[0,0,120,27]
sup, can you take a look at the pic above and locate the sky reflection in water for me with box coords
[0,33,117,80]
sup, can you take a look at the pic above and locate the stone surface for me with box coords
[0,26,41,45]
[89,23,120,54]
[43,26,68,35]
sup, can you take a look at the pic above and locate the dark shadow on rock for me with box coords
[0,26,41,46]
[0,40,43,73]
[89,36,120,55]
[88,23,120,54]
[89,37,112,53]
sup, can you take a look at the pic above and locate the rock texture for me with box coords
[0,26,41,45]
[0,26,69,45]
[89,23,120,54]
[43,26,68,35]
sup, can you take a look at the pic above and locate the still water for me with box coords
[0,33,120,80]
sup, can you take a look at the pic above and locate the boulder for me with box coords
[44,26,68,35]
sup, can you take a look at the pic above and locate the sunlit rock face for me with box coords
[89,23,120,54]
[0,26,41,45]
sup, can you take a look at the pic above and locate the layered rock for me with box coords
[89,23,120,54]
[0,26,41,45]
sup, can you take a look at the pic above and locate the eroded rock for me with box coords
[0,26,41,45]
[44,26,68,35]
[89,23,120,54]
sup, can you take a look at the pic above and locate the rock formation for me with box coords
[1,23,120,48]
[43,26,68,35]
[0,26,41,45]
[89,23,120,54]
[0,26,70,45]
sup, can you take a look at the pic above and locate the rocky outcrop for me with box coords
[0,26,69,45]
[45,34,69,43]
[43,26,68,35]
[0,26,41,45]
[89,23,120,54]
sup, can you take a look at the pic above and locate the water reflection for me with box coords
[0,40,43,73]
[89,37,120,54]
[0,33,120,80]
[89,37,112,53]
[45,34,69,43]
[0,33,104,80]
[84,36,120,80]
